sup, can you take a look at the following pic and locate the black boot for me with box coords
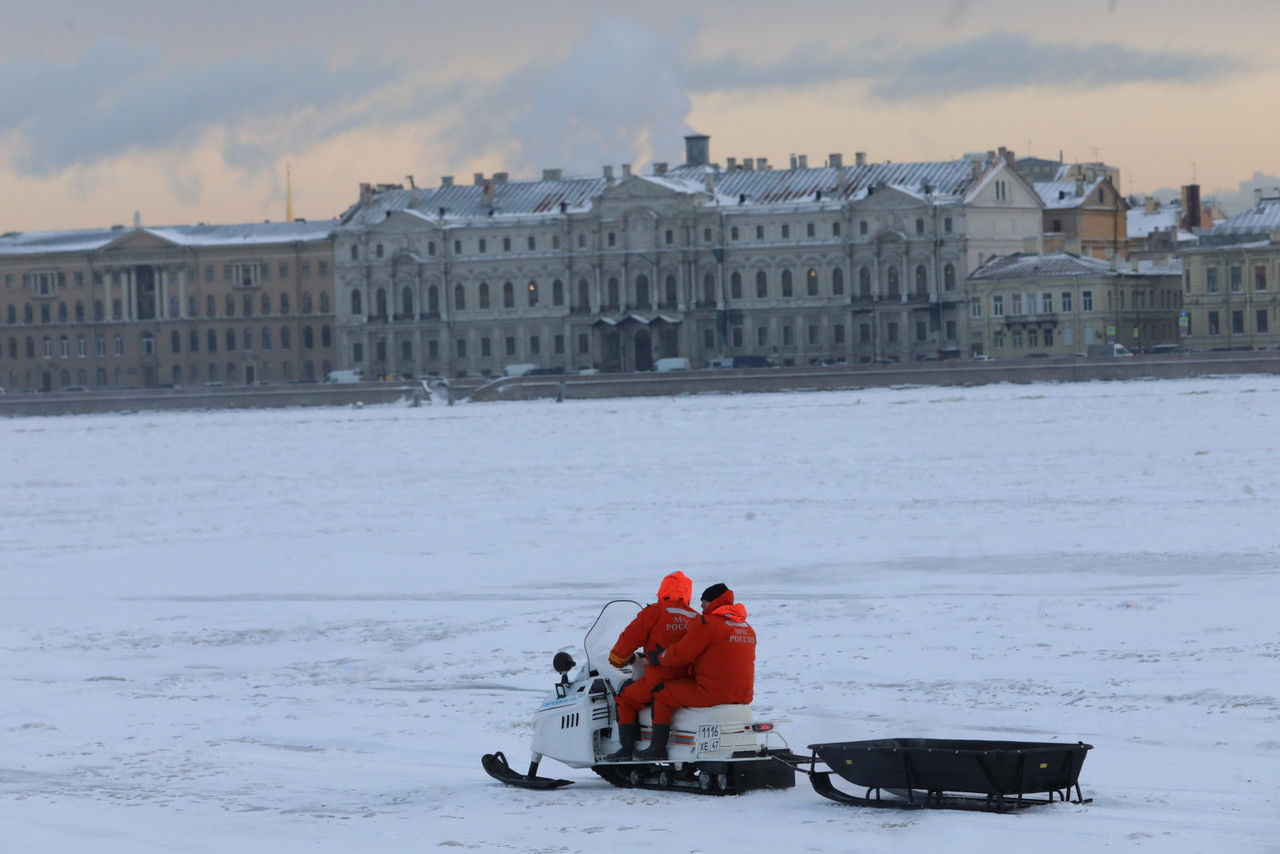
[605,723,638,761]
[633,724,670,761]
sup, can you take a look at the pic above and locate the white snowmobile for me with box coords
[482,599,797,795]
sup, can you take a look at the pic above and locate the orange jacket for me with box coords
[609,601,697,677]
[609,571,696,678]
[657,591,756,704]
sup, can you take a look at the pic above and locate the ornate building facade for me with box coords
[333,138,1045,378]
[0,222,336,391]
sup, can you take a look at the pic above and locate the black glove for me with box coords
[646,645,664,666]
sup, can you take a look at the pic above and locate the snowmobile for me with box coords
[482,600,1095,809]
[481,599,798,795]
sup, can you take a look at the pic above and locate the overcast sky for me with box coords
[2,0,1277,230]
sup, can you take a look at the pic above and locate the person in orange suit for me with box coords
[633,582,756,761]
[604,571,697,761]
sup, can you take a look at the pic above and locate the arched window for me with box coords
[75,301,85,321]
[607,277,619,309]
[302,292,313,314]
[832,267,844,295]
[321,326,331,348]
[169,296,180,317]
[375,288,387,317]
[527,280,539,307]
[281,326,291,349]
[350,244,358,260]
[664,274,677,307]
[351,289,363,315]
[319,291,330,313]
[24,304,33,323]
[552,279,564,306]
[208,329,217,352]
[755,270,767,299]
[731,272,742,299]
[479,282,490,309]
[807,269,818,296]
[577,278,589,310]
[280,292,290,313]
[94,300,105,321]
[262,327,271,349]
[915,265,928,297]
[887,266,900,298]
[402,287,413,317]
[170,330,181,353]
[58,302,67,321]
[781,270,793,297]
[944,263,956,291]
[703,272,716,306]
[304,326,314,349]
[503,281,514,308]
[113,299,123,319]
[261,292,271,314]
[454,284,466,311]
[188,296,198,317]
[859,267,871,299]
[428,286,440,315]
[635,275,650,308]
[226,329,236,351]
[226,295,235,316]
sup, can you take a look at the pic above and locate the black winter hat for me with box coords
[701,583,730,604]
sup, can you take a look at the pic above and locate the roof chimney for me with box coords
[482,181,495,207]
[653,162,668,176]
[441,175,454,187]
[684,133,710,167]
[828,153,842,168]
[726,157,737,170]
[1144,196,1155,214]
[742,158,754,172]
[1255,187,1264,206]
[359,182,373,204]
[603,165,614,184]
[789,154,798,170]
[541,168,562,181]
[797,154,808,169]
[621,163,632,179]
[855,151,867,167]
[1075,177,1085,197]
[756,157,769,170]
[836,165,848,193]
[473,173,485,186]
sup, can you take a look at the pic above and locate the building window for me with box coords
[554,334,564,354]
[806,223,815,238]
[280,327,290,349]
[756,271,767,299]
[781,224,790,239]
[1230,266,1242,292]
[886,322,898,343]
[456,338,467,358]
[1011,330,1022,348]
[455,284,466,311]
[1061,292,1073,312]
[607,232,616,247]
[502,282,514,308]
[530,335,540,356]
[1255,266,1267,291]
[831,267,844,295]
[1027,329,1038,348]
[859,220,868,236]
[756,225,764,240]
[1082,291,1093,312]
[943,264,956,291]
[832,221,841,237]
[783,326,794,346]
[428,340,439,359]
[731,226,739,241]
[781,270,793,297]
[527,280,539,307]
[971,299,981,318]
[1207,311,1219,335]
[757,326,768,346]
[505,336,515,356]
[1043,328,1053,346]
[262,328,271,350]
[304,326,315,349]
[552,279,564,306]
[808,324,819,346]
[732,327,744,347]
[665,229,674,245]
[528,236,536,251]
[502,237,510,252]
[807,269,818,296]
[944,217,952,233]
[478,238,487,253]
[1232,310,1244,334]
[78,335,87,357]
[59,335,69,357]
[859,268,871,299]
[1041,292,1052,313]
[113,335,123,356]
[1206,268,1218,293]
[730,272,742,299]
[578,333,589,354]
[1011,293,1023,315]
[945,320,956,340]
[915,218,924,235]
[1258,309,1269,333]
[915,320,927,342]
[994,331,1004,349]
[992,295,1004,316]
[834,324,845,344]
[481,337,492,357]
[401,340,412,361]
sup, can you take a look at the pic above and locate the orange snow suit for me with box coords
[651,588,756,726]
[609,571,696,726]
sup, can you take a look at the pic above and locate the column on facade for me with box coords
[157,267,167,320]
[177,266,187,319]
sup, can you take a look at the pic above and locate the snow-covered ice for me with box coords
[2,377,1278,852]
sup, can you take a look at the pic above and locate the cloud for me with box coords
[0,38,400,176]
[686,31,1247,102]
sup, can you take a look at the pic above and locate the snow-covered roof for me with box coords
[1036,178,1105,210]
[1199,198,1280,246]
[972,252,1180,280]
[0,221,337,257]
[1127,206,1180,239]
[339,158,992,227]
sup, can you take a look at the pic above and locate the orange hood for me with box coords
[658,570,692,604]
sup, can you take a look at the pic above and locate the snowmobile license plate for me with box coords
[697,724,721,752]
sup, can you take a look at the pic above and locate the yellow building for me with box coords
[0,222,336,391]
[968,252,1182,357]
[1179,196,1280,349]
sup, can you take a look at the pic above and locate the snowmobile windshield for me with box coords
[583,599,641,684]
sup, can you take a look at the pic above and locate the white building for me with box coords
[333,137,1044,377]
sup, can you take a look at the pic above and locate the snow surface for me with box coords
[2,377,1279,853]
